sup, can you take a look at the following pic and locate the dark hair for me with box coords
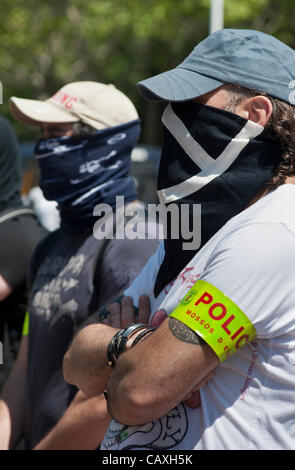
[72,121,96,137]
[224,83,295,200]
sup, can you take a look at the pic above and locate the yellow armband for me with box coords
[22,311,29,336]
[169,280,256,362]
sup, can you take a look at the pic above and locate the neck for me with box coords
[285,175,295,185]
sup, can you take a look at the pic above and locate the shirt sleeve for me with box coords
[0,226,24,289]
[200,222,295,338]
[98,236,162,308]
[0,215,46,290]
[0,215,47,290]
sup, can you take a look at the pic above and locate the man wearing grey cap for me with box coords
[64,29,295,450]
[0,81,160,450]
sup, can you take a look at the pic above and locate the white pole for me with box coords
[210,0,224,34]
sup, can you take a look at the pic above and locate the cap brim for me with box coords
[9,97,78,126]
[137,67,224,102]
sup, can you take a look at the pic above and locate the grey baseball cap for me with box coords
[137,29,295,104]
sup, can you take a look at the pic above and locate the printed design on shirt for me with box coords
[164,267,201,296]
[240,341,259,402]
[31,253,86,329]
[102,403,188,450]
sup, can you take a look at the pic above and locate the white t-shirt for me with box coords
[101,184,295,450]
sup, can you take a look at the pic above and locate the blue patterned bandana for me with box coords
[35,120,140,233]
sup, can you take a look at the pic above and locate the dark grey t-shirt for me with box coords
[25,227,159,449]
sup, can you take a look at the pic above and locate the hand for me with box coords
[101,295,151,329]
[182,369,215,408]
[150,308,167,327]
[63,296,151,397]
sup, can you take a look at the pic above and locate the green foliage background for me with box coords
[1,0,295,144]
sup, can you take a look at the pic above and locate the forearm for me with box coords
[0,400,13,450]
[106,318,218,425]
[63,323,117,396]
[0,274,12,301]
[106,326,179,425]
[34,391,110,450]
[0,366,26,449]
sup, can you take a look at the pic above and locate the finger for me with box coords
[183,369,216,409]
[137,295,151,324]
[108,302,122,328]
[120,296,135,328]
[191,370,216,392]
[99,295,124,326]
[150,309,167,327]
[99,306,111,326]
[184,391,201,409]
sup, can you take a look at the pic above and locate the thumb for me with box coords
[150,309,167,327]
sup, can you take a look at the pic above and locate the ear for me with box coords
[235,96,273,127]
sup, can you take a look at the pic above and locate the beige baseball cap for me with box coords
[9,81,139,130]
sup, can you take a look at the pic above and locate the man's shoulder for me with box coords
[30,229,62,276]
[0,209,45,234]
[101,199,163,262]
[0,209,47,263]
[228,184,295,235]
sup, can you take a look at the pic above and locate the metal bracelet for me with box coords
[106,323,148,367]
[116,323,147,356]
[106,328,123,366]
[131,326,156,347]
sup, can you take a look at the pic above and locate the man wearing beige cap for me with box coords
[0,81,160,449]
[10,81,140,132]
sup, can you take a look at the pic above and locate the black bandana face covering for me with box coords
[154,101,282,297]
